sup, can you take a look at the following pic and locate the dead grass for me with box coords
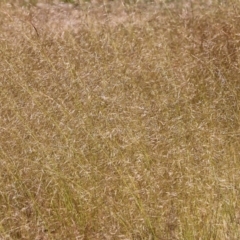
[1,0,240,239]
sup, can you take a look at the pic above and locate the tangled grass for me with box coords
[1,0,240,239]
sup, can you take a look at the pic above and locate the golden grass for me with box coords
[1,0,240,239]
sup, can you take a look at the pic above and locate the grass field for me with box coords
[1,0,240,239]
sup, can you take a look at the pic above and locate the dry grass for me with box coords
[1,0,240,239]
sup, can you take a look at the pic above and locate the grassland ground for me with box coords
[1,0,240,239]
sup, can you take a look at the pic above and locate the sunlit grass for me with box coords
[1,0,240,239]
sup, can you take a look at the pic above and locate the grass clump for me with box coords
[1,0,240,239]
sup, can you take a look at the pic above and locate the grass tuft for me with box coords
[1,0,240,239]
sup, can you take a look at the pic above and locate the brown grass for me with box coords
[1,0,240,239]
